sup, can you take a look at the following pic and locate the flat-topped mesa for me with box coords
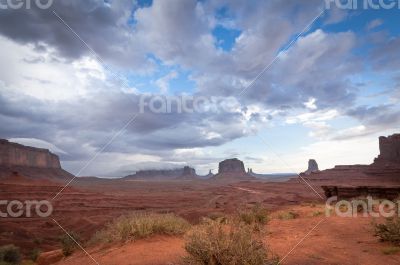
[373,134,400,165]
[218,158,246,174]
[0,139,61,169]
[124,166,198,180]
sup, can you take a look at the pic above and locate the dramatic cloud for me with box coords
[0,0,399,176]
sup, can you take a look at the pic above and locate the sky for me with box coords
[0,0,399,177]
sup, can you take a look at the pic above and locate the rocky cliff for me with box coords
[0,139,73,180]
[0,139,61,168]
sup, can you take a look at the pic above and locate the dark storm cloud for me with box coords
[0,88,253,161]
[0,0,151,70]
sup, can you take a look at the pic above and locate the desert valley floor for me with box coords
[1,175,400,265]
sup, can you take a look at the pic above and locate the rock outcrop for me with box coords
[0,139,72,180]
[300,133,400,186]
[0,139,61,168]
[218,158,246,174]
[322,186,400,200]
[212,158,254,181]
[177,166,198,180]
[373,134,400,165]
[303,159,319,175]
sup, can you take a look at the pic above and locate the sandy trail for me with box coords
[234,186,261,194]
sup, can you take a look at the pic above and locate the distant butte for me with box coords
[212,158,255,182]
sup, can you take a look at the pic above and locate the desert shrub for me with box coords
[311,211,323,217]
[382,246,400,255]
[90,212,190,244]
[29,248,41,261]
[375,218,400,245]
[206,212,228,224]
[238,204,269,226]
[0,245,21,264]
[59,232,81,256]
[183,221,278,265]
[278,211,299,220]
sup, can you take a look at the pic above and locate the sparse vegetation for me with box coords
[183,220,278,265]
[90,212,190,244]
[238,204,269,226]
[311,211,323,217]
[0,245,21,265]
[375,218,400,245]
[60,232,81,256]
[278,211,299,220]
[206,212,228,224]
[29,248,41,262]
[382,246,400,255]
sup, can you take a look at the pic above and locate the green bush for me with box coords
[90,212,190,244]
[59,232,81,256]
[0,245,21,264]
[375,218,400,245]
[183,221,278,265]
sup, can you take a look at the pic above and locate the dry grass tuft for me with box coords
[90,212,190,244]
[375,218,400,246]
[183,220,278,265]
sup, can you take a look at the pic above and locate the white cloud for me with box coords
[8,138,67,155]
[366,19,383,30]
[155,71,178,94]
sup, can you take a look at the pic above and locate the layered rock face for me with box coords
[373,134,400,165]
[0,139,61,169]
[212,158,253,181]
[0,139,73,180]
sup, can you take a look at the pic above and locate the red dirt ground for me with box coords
[54,205,400,265]
[1,174,400,264]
